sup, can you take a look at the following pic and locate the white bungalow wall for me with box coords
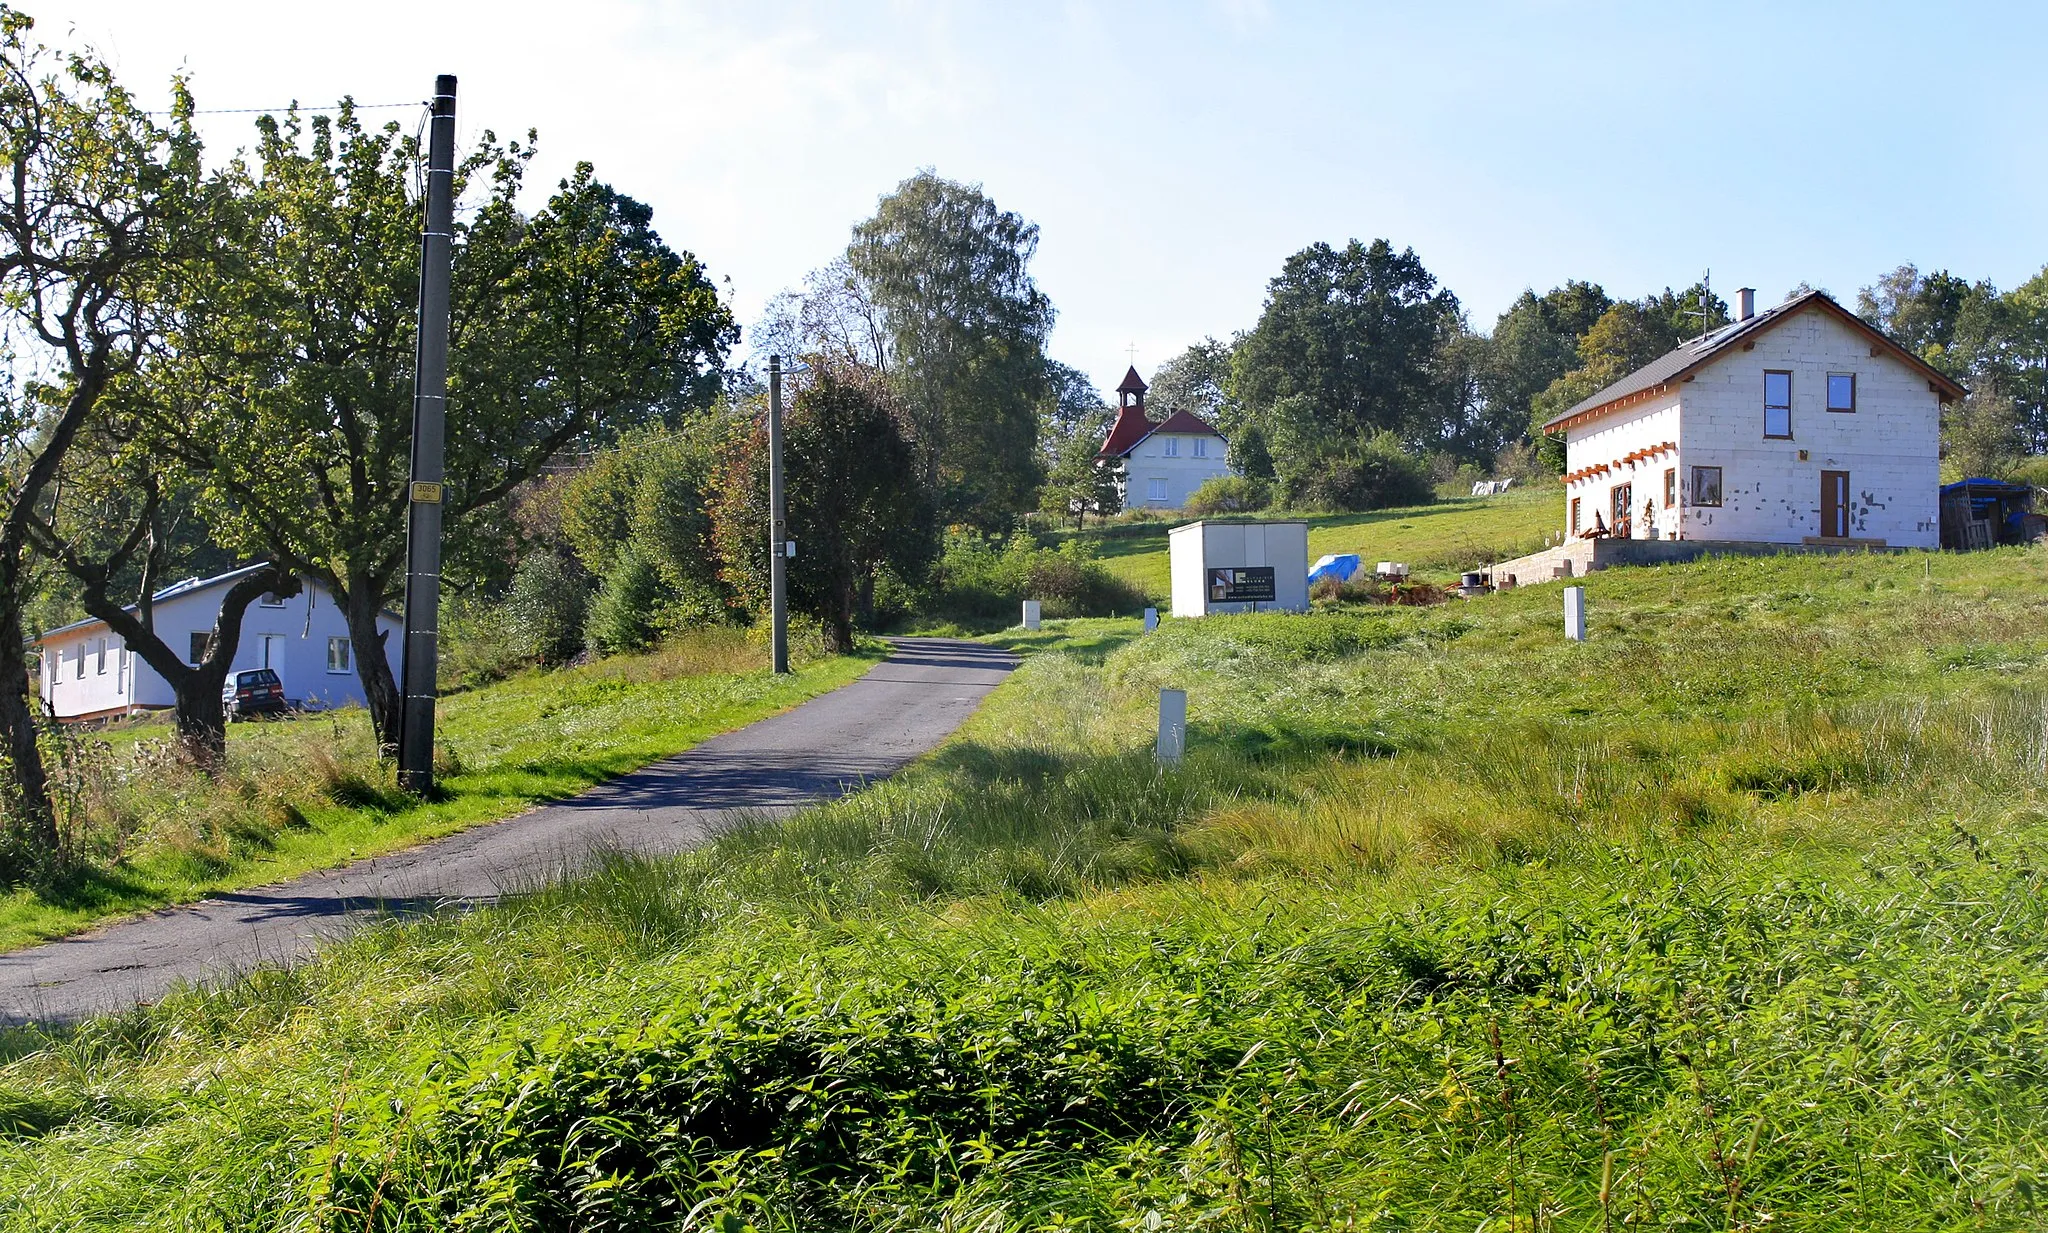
[1562,397,1682,540]
[39,578,401,720]
[1122,434,1235,510]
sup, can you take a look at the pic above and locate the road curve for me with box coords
[0,637,1017,1026]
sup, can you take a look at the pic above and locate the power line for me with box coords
[144,101,423,116]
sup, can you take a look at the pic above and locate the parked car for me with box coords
[222,667,288,721]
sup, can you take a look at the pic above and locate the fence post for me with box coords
[1156,688,1187,764]
[1564,586,1587,642]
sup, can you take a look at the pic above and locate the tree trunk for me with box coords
[0,598,58,871]
[344,584,402,753]
[825,582,855,655]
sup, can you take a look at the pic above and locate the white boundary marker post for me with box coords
[1021,599,1041,631]
[1564,586,1587,642]
[1143,607,1158,632]
[1156,688,1187,763]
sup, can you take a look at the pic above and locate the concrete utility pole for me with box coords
[396,74,457,792]
[767,355,790,674]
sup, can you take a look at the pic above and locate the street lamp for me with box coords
[766,355,808,675]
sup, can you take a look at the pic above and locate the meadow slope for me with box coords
[1,546,2044,1230]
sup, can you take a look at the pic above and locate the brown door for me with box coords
[1611,483,1632,537]
[1821,470,1850,538]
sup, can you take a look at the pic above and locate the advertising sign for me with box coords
[1207,566,1276,603]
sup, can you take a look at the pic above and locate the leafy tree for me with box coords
[502,551,588,665]
[136,110,736,749]
[1037,429,1121,530]
[1232,238,1464,455]
[1148,338,1238,429]
[583,546,664,656]
[559,422,728,619]
[847,172,1054,530]
[709,365,932,652]
[0,12,195,860]
[1942,391,2025,481]
[1478,281,1612,451]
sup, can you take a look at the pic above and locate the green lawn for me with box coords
[1051,482,1559,599]
[0,635,879,951]
[1,545,2044,1230]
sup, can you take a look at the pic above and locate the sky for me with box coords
[33,0,2048,396]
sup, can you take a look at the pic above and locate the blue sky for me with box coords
[38,1,2048,395]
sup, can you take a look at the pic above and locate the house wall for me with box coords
[1121,433,1235,510]
[39,579,401,721]
[41,633,132,719]
[1562,396,1683,539]
[1676,307,1940,547]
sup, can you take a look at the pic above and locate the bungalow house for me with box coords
[1543,287,1965,550]
[34,565,401,723]
[1097,366,1235,510]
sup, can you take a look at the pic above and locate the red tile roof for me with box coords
[1116,366,1148,395]
[1098,405,1152,457]
[1150,409,1222,438]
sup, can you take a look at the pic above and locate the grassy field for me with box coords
[0,544,2044,1230]
[0,631,879,951]
[1049,482,1558,600]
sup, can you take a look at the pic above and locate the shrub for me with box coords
[502,552,589,666]
[584,549,666,656]
[1183,474,1269,515]
[1278,432,1433,512]
[926,534,1146,623]
[439,597,528,691]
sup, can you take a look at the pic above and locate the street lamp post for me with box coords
[767,355,789,674]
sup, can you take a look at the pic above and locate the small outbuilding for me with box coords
[1169,520,1309,617]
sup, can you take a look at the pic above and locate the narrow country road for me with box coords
[0,637,1017,1027]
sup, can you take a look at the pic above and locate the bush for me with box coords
[502,552,589,666]
[584,549,666,656]
[926,534,1146,623]
[1278,432,1433,512]
[1183,474,1270,516]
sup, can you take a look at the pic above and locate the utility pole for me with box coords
[767,355,790,674]
[396,74,456,792]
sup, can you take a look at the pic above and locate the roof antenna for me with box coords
[1685,268,1713,342]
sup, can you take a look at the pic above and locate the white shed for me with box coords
[35,566,400,722]
[1168,520,1310,617]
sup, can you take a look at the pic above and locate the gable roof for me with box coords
[1540,290,1968,435]
[33,566,397,646]
[1098,407,1225,459]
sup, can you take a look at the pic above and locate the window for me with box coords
[1663,468,1676,507]
[327,636,352,674]
[1827,372,1856,413]
[74,647,84,679]
[95,638,107,675]
[1570,497,1582,533]
[1146,477,1168,502]
[189,631,212,665]
[1163,438,1179,457]
[1193,438,1208,459]
[259,591,288,608]
[1763,370,1792,438]
[1691,465,1723,507]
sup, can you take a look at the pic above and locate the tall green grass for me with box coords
[0,546,2044,1229]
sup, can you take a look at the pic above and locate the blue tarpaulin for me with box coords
[1308,553,1361,584]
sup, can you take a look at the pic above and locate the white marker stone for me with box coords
[1564,586,1587,642]
[1021,599,1041,631]
[1156,688,1188,764]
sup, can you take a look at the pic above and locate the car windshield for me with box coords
[237,670,281,686]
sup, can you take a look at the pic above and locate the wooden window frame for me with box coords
[1663,467,1676,507]
[1826,372,1856,413]
[1570,496,1581,533]
[1763,370,1793,439]
[1691,465,1723,507]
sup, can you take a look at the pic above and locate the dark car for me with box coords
[222,668,289,721]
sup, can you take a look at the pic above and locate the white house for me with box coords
[1097,366,1236,510]
[1541,288,1965,549]
[35,565,401,722]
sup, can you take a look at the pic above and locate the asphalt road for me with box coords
[0,637,1017,1026]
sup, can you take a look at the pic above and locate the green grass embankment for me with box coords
[1051,482,1558,600]
[2,547,2046,1230]
[0,634,879,950]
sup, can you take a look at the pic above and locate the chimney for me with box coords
[1735,287,1755,322]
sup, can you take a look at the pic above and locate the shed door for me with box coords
[1821,471,1850,538]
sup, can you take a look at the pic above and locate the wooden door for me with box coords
[1821,471,1850,538]
[1611,483,1633,537]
